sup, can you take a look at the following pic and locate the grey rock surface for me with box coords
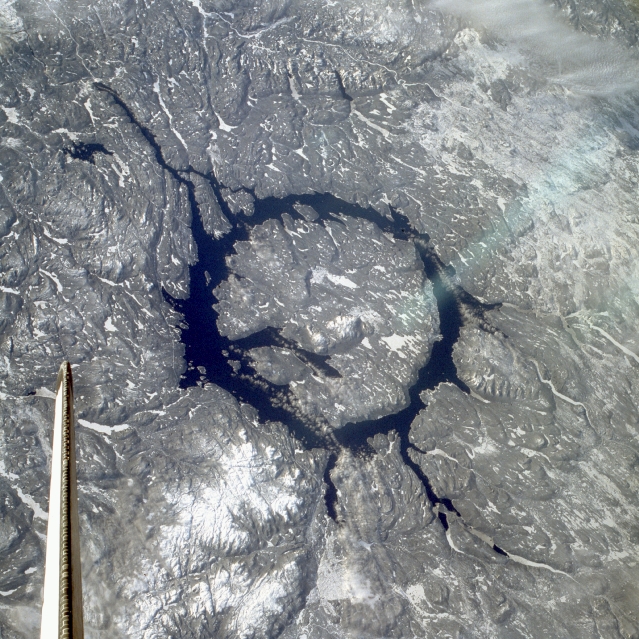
[215,214,438,429]
[409,305,639,635]
[291,430,630,638]
[1,0,639,637]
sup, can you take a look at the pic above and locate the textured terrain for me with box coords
[215,213,439,429]
[1,0,639,637]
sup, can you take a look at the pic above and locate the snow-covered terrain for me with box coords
[1,0,639,636]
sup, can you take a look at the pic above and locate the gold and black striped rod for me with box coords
[41,362,84,639]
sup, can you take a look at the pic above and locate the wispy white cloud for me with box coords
[433,0,639,95]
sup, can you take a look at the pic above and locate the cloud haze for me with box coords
[433,0,639,95]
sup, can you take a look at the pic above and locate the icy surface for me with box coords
[1,0,639,636]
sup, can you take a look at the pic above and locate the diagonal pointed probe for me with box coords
[41,362,84,639]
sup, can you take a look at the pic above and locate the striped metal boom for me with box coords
[41,362,84,639]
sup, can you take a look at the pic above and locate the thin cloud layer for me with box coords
[433,0,639,95]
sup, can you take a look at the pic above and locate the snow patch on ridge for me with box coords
[311,267,359,289]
